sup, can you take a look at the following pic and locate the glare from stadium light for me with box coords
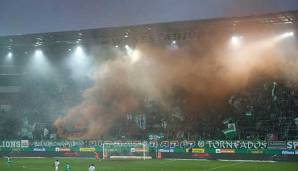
[125,45,141,64]
[273,31,295,42]
[131,50,141,63]
[124,32,129,38]
[115,45,119,48]
[68,45,90,79]
[7,52,13,59]
[170,40,178,49]
[125,45,141,63]
[33,49,46,64]
[71,46,88,66]
[75,46,83,56]
[8,52,12,57]
[230,36,242,46]
[280,31,294,39]
[125,45,132,54]
[34,49,43,57]
[285,31,294,37]
[31,49,51,74]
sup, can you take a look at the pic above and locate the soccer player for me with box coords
[64,163,71,171]
[54,160,60,171]
[95,152,100,161]
[6,156,11,167]
[88,164,96,171]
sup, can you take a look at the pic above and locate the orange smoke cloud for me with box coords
[54,37,296,139]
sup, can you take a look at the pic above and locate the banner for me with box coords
[79,148,96,152]
[158,148,175,153]
[32,140,85,147]
[0,139,297,151]
[215,149,235,154]
[131,147,148,152]
[287,141,298,149]
[21,140,29,148]
[267,141,287,149]
[192,148,205,153]
[281,150,296,155]
[198,140,267,149]
[55,147,71,152]
[0,141,22,148]
[249,149,264,154]
[33,148,46,152]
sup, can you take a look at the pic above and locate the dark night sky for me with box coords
[0,0,298,36]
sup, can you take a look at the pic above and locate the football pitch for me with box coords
[1,158,298,171]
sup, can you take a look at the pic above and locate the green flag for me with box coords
[223,123,236,138]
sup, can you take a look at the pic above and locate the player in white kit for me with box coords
[88,164,95,171]
[54,160,60,171]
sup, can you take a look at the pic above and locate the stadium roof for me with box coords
[1,0,298,36]
[0,10,297,51]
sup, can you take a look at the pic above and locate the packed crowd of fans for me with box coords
[1,73,297,141]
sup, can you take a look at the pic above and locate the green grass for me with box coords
[0,158,298,171]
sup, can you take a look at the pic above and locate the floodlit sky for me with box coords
[0,0,297,36]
